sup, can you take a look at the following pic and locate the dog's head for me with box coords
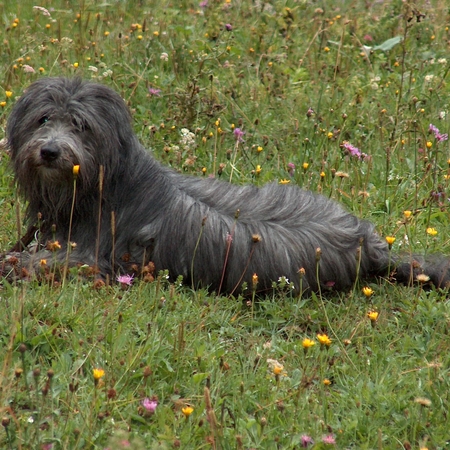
[7,77,135,192]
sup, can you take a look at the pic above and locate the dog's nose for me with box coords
[40,146,60,162]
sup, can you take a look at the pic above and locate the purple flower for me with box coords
[142,398,158,414]
[301,434,314,448]
[199,0,208,7]
[233,127,245,142]
[225,23,233,31]
[342,142,368,160]
[429,123,448,142]
[287,162,295,176]
[322,434,336,445]
[148,87,162,97]
[116,274,134,286]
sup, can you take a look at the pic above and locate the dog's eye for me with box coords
[39,116,49,125]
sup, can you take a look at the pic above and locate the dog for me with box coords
[3,77,450,294]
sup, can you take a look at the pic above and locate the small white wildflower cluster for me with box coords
[180,128,196,151]
[88,63,112,80]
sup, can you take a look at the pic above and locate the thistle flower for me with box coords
[429,123,448,142]
[342,141,367,159]
[117,274,134,286]
[301,434,314,448]
[233,127,245,142]
[142,398,158,414]
[148,87,161,97]
[322,434,336,445]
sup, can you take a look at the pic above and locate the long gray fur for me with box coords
[5,78,450,293]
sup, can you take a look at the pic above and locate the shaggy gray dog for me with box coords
[4,78,450,293]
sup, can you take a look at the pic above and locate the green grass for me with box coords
[1,0,450,448]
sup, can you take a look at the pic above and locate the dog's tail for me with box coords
[391,254,450,289]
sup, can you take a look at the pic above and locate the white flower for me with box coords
[33,6,51,16]
[23,65,35,73]
[160,52,169,61]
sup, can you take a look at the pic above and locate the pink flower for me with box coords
[23,65,36,73]
[116,274,134,286]
[287,162,295,176]
[342,142,368,160]
[429,123,448,142]
[225,24,233,31]
[301,434,314,447]
[233,127,245,142]
[322,434,336,445]
[142,398,158,413]
[148,87,162,97]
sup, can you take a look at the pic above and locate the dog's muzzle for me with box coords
[40,145,60,163]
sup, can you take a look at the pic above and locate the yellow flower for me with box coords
[327,131,333,139]
[202,167,207,174]
[324,46,330,52]
[320,171,326,178]
[93,368,105,380]
[302,338,315,349]
[137,35,143,40]
[362,286,374,298]
[367,311,379,322]
[153,31,159,37]
[47,241,62,252]
[104,31,110,37]
[426,227,437,236]
[403,210,412,219]
[40,259,47,266]
[279,179,290,184]
[257,146,263,152]
[323,378,331,386]
[0,101,6,108]
[273,364,284,375]
[426,141,432,149]
[5,91,13,98]
[302,162,309,170]
[181,406,194,417]
[317,333,332,347]
[73,165,80,176]
[252,273,258,287]
[416,273,430,283]
[385,236,396,246]
[73,62,79,68]
[255,165,262,175]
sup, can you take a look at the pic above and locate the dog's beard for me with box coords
[14,126,96,217]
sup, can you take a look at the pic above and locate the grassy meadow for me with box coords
[1,0,450,448]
